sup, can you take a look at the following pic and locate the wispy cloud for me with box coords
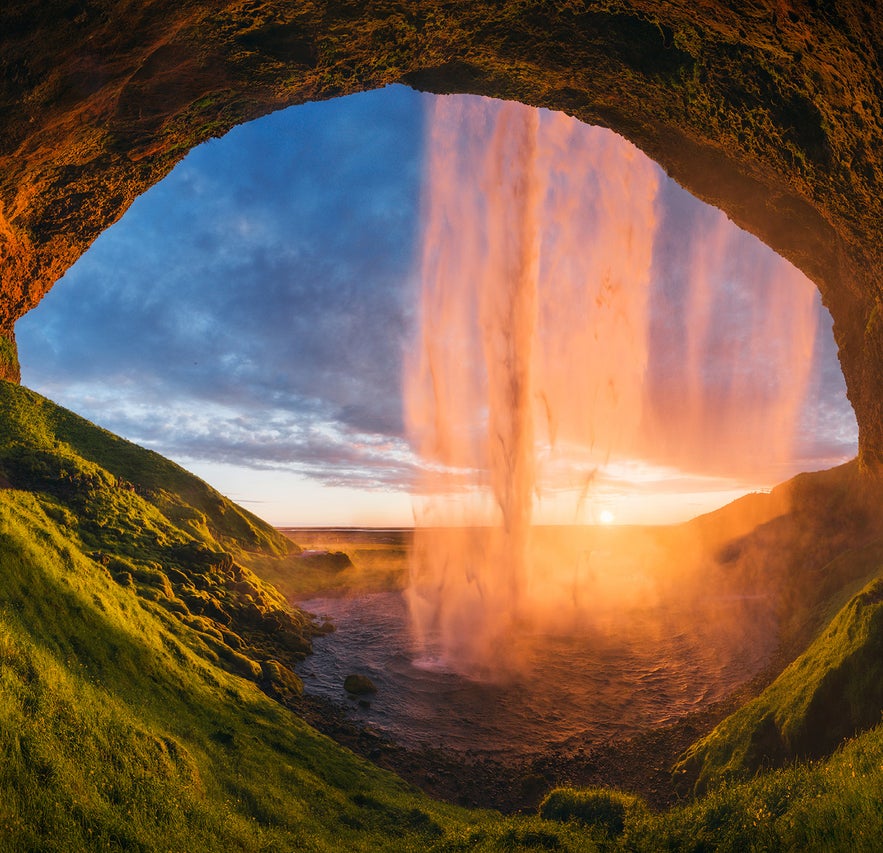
[16,87,857,523]
[19,86,425,491]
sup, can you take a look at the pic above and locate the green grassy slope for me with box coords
[0,486,495,851]
[625,726,883,851]
[1,379,882,851]
[0,379,293,558]
[540,484,883,851]
[676,570,883,792]
[0,381,324,691]
[667,462,883,797]
[0,381,608,851]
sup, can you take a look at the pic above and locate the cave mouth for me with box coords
[16,87,857,530]
[13,89,859,777]
[4,2,881,473]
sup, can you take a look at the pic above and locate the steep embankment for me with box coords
[668,461,883,798]
[0,380,484,850]
[0,379,321,692]
[677,573,883,792]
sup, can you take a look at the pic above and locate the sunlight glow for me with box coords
[404,95,829,675]
[13,89,857,536]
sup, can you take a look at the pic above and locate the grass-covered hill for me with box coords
[1,379,882,850]
[0,380,483,850]
[698,462,883,645]
[677,572,883,790]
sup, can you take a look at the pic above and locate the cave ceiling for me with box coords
[2,1,883,464]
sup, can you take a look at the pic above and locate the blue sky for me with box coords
[15,85,859,525]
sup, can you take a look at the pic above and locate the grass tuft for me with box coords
[539,787,646,837]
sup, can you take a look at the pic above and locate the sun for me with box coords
[599,510,616,525]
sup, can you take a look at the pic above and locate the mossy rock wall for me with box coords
[677,575,883,792]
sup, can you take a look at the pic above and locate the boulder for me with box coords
[344,674,377,695]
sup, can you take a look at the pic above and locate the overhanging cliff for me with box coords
[2,1,882,462]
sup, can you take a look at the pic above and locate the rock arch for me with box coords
[2,1,882,464]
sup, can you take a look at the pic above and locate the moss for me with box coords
[0,484,489,851]
[260,659,303,700]
[0,337,20,383]
[0,381,320,694]
[3,380,883,848]
[677,573,883,792]
[539,787,646,837]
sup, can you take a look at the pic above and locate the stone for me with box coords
[299,550,353,572]
[3,2,883,464]
[260,658,304,699]
[344,674,377,695]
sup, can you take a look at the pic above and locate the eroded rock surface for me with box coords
[2,1,883,459]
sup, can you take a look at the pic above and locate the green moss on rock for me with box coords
[0,337,19,383]
[539,787,646,837]
[677,574,883,792]
[0,381,319,695]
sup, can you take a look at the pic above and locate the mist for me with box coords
[405,95,828,677]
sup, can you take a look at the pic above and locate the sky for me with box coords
[15,85,859,527]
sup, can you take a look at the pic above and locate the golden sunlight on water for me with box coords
[404,95,820,675]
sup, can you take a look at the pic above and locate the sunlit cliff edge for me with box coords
[0,380,881,850]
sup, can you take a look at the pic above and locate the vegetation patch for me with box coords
[539,787,646,837]
[0,379,320,692]
[0,334,19,382]
[2,379,883,850]
[676,570,883,792]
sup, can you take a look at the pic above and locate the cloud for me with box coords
[34,381,421,491]
[16,87,858,515]
[19,86,426,478]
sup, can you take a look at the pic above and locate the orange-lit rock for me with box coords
[2,1,882,462]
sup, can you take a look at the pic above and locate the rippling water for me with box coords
[296,587,776,759]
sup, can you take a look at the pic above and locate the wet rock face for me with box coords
[2,1,882,461]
